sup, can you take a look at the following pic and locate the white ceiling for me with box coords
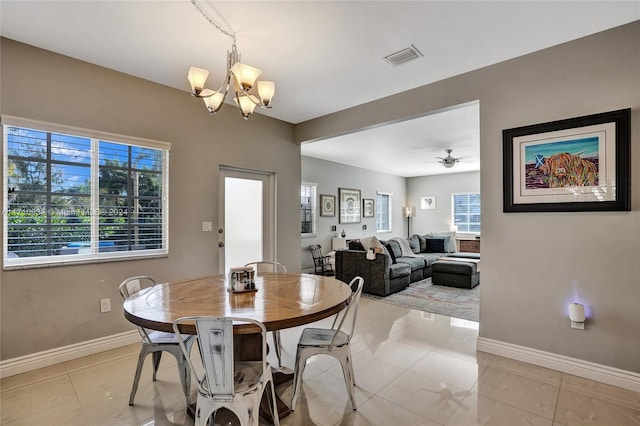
[1,1,638,176]
[302,101,481,177]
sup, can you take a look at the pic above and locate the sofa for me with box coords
[334,233,479,296]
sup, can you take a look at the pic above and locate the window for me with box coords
[3,116,170,269]
[452,193,481,233]
[376,192,392,232]
[300,182,316,237]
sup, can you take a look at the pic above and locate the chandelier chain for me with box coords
[190,0,236,43]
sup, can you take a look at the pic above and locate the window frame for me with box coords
[375,191,393,233]
[2,115,170,270]
[300,182,317,238]
[451,192,481,234]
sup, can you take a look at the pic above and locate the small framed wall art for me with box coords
[363,198,375,218]
[319,194,335,217]
[421,196,436,210]
[339,187,361,223]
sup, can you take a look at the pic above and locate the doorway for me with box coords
[218,167,275,275]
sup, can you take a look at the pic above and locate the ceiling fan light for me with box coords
[257,81,275,106]
[188,66,209,96]
[230,62,262,91]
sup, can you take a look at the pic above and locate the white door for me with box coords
[218,167,275,275]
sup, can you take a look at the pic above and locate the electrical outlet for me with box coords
[100,298,111,313]
[570,320,585,330]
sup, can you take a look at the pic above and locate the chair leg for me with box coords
[340,357,357,411]
[152,351,162,381]
[272,330,282,367]
[176,353,192,407]
[267,379,280,426]
[290,352,307,411]
[129,347,150,405]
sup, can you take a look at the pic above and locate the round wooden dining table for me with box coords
[123,273,352,334]
[122,272,353,420]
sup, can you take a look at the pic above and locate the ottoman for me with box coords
[431,257,480,289]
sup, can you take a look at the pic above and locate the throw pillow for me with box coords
[407,235,421,254]
[427,231,457,253]
[381,242,397,264]
[361,236,384,253]
[425,238,445,253]
[348,239,365,251]
[386,239,403,259]
[416,234,428,252]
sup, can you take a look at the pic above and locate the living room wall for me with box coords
[0,38,300,360]
[301,155,406,271]
[296,22,640,376]
[407,171,480,236]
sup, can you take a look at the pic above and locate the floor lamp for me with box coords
[403,206,414,237]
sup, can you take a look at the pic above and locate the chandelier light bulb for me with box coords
[230,62,262,91]
[236,94,258,118]
[187,67,209,96]
[203,91,225,113]
[257,81,275,107]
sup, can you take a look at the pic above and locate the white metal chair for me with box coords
[290,276,364,411]
[119,276,196,406]
[173,316,280,426]
[244,261,287,367]
[244,261,287,274]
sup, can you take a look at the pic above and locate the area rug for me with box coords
[363,278,479,322]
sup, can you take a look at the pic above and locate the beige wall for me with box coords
[0,38,301,359]
[297,22,640,373]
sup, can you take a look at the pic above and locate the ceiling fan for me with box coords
[435,148,467,168]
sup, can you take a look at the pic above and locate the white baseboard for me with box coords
[477,337,640,393]
[0,330,139,379]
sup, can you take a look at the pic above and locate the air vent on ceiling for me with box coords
[384,44,423,66]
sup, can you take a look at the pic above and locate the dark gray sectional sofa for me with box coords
[334,234,479,296]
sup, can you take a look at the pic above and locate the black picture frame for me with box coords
[503,108,630,212]
[363,198,375,218]
[319,194,335,217]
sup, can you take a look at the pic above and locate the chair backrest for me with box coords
[309,245,324,264]
[329,276,364,348]
[244,261,287,274]
[173,316,268,399]
[119,275,157,299]
[119,276,157,341]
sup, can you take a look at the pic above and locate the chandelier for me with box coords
[187,0,275,119]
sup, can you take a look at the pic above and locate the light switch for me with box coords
[202,221,213,232]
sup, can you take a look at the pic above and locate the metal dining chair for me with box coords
[290,276,364,411]
[244,261,287,367]
[173,316,280,426]
[244,261,287,274]
[119,276,196,406]
[309,245,334,276]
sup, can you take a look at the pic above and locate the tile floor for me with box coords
[2,297,639,425]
